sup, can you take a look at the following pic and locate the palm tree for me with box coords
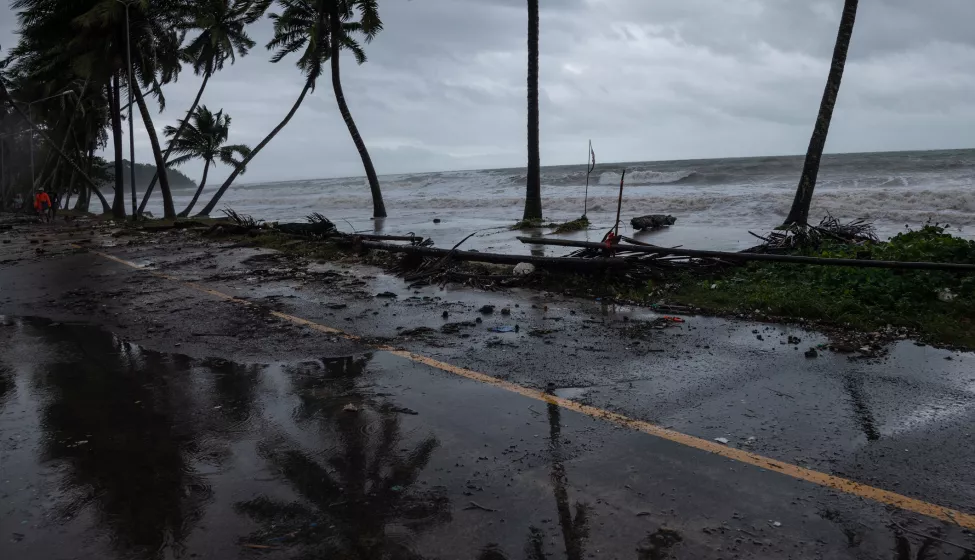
[197,0,386,218]
[163,105,250,216]
[522,0,542,222]
[327,0,386,218]
[782,0,859,226]
[137,0,259,216]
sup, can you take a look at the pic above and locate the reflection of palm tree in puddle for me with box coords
[236,354,449,557]
[843,371,880,441]
[38,332,221,558]
[527,231,546,258]
[0,362,14,407]
[478,401,588,560]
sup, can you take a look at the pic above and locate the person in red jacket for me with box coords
[34,189,52,222]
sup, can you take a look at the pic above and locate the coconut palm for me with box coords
[137,0,260,216]
[522,0,542,222]
[163,105,250,216]
[783,0,859,226]
[197,0,386,218]
[326,0,386,218]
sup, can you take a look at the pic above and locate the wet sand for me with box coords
[1,218,974,559]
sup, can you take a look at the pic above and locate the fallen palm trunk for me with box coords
[344,239,626,269]
[516,236,975,272]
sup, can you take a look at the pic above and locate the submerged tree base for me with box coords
[510,216,591,232]
[551,215,590,234]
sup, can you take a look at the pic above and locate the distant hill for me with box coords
[114,160,196,190]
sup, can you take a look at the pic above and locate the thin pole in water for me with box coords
[583,140,594,217]
[614,168,625,236]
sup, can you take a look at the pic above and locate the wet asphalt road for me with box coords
[2,221,974,559]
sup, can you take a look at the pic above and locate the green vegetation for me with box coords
[666,225,975,347]
[510,215,591,232]
[510,218,544,230]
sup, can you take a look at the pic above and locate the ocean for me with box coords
[159,149,975,255]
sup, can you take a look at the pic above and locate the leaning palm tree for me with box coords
[197,0,386,218]
[326,0,386,218]
[782,0,859,226]
[163,105,250,216]
[522,0,542,222]
[137,0,260,216]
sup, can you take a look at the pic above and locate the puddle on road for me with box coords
[2,317,965,559]
[0,317,451,559]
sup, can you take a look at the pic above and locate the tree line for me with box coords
[1,0,858,227]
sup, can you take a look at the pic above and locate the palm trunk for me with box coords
[196,79,312,217]
[138,71,210,215]
[783,0,858,226]
[329,3,386,218]
[178,160,209,217]
[132,86,177,219]
[109,77,126,218]
[64,171,77,208]
[522,0,542,221]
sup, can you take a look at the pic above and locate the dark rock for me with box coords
[442,310,449,319]
[478,305,495,314]
[376,291,397,298]
[433,218,442,224]
[804,348,818,358]
[630,214,676,231]
[500,307,511,316]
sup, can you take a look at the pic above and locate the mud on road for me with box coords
[2,219,974,559]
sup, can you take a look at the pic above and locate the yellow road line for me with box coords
[80,246,975,529]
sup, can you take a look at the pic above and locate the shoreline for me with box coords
[15,208,966,352]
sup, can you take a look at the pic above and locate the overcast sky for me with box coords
[2,0,974,184]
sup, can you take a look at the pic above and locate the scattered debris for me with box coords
[441,321,477,334]
[804,348,818,358]
[714,437,729,445]
[478,305,495,314]
[387,405,419,415]
[464,500,498,512]
[513,262,536,276]
[342,403,360,413]
[490,325,516,333]
[398,326,437,337]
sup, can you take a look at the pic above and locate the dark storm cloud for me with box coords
[1,0,973,183]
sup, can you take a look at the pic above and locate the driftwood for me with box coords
[515,237,975,272]
[631,214,676,230]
